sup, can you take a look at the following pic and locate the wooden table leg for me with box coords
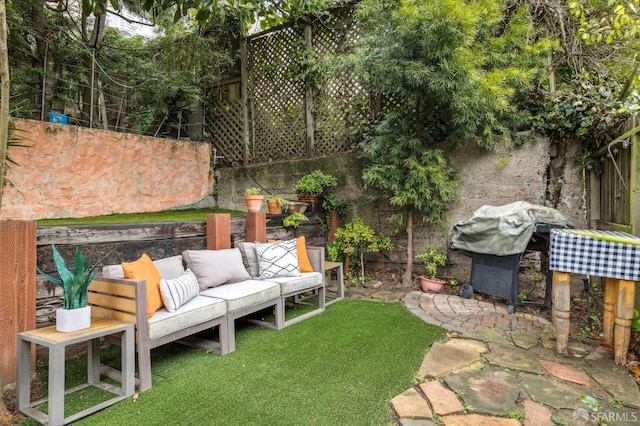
[552,271,571,355]
[48,343,66,426]
[614,279,635,365]
[603,278,618,345]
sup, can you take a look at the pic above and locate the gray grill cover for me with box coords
[450,201,572,256]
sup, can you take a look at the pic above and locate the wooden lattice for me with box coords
[207,83,245,167]
[312,8,367,154]
[206,5,367,166]
[248,26,307,164]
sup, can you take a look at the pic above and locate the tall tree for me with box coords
[353,0,548,286]
[0,0,9,213]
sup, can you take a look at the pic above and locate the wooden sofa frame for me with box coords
[88,277,230,392]
[281,246,326,328]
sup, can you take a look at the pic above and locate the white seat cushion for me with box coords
[199,280,280,313]
[148,295,226,340]
[267,272,323,296]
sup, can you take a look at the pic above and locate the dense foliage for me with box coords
[352,0,548,284]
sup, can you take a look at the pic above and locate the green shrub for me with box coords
[295,170,338,195]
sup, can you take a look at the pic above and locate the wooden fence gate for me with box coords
[588,117,640,234]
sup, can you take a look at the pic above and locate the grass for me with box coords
[36,208,244,226]
[22,300,445,426]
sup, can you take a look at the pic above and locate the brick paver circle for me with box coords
[405,291,551,336]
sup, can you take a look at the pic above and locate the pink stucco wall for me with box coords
[1,119,212,220]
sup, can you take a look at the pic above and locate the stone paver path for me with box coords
[390,291,640,426]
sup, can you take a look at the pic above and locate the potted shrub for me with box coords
[244,187,264,213]
[265,195,288,215]
[37,244,109,332]
[295,170,338,212]
[334,217,392,286]
[416,246,447,293]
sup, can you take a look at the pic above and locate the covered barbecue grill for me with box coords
[451,201,573,313]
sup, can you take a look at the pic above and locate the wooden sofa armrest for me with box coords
[88,276,149,339]
[306,246,326,274]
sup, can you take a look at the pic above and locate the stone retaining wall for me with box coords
[1,119,213,220]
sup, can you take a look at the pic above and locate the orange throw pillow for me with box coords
[122,253,164,318]
[267,236,314,272]
[295,236,314,272]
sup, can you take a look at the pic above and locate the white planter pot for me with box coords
[56,306,91,333]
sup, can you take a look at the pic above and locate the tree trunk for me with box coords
[81,13,107,126]
[402,210,414,287]
[0,0,10,212]
[0,0,10,416]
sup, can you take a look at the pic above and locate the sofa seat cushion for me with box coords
[268,272,323,296]
[199,280,280,313]
[148,295,226,340]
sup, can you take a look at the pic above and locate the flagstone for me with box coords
[485,342,544,374]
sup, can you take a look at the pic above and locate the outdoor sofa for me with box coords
[88,237,325,392]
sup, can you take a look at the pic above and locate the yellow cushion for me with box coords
[295,236,314,273]
[122,253,164,318]
[268,236,313,273]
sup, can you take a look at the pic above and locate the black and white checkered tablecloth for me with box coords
[550,229,640,281]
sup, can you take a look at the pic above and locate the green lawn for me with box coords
[36,208,243,226]
[22,300,445,426]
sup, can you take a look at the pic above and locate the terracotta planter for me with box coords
[266,200,281,214]
[243,195,264,213]
[420,276,445,293]
[56,305,91,332]
[285,201,307,214]
[297,194,322,213]
[327,210,340,244]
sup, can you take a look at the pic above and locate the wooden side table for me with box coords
[324,261,344,305]
[17,318,135,426]
[550,229,640,364]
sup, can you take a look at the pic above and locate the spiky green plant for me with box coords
[37,244,110,310]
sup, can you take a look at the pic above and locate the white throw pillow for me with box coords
[159,269,200,313]
[182,248,251,290]
[255,240,301,279]
[102,264,125,279]
[236,241,260,278]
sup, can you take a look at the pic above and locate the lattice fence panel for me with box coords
[248,26,307,163]
[312,8,368,155]
[207,83,245,168]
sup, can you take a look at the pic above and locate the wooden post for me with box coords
[241,38,250,166]
[603,277,618,345]
[304,23,315,157]
[246,212,266,243]
[552,271,571,356]
[206,214,231,249]
[0,220,36,385]
[614,279,635,365]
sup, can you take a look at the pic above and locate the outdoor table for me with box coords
[550,229,640,364]
[324,261,344,305]
[16,318,135,426]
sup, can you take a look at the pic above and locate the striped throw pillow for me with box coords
[159,268,200,313]
[255,239,301,279]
